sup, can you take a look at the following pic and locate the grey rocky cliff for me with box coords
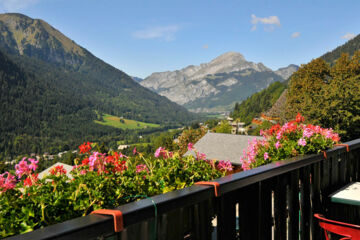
[141,52,298,112]
[275,64,299,80]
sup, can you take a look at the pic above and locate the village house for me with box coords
[184,132,263,165]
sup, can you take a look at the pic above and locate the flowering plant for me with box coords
[0,142,226,238]
[240,113,340,170]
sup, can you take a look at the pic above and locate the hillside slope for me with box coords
[0,13,195,124]
[321,34,360,63]
[0,13,196,158]
[230,81,287,124]
[232,33,360,122]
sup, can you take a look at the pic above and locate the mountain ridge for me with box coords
[0,13,195,124]
[141,52,298,112]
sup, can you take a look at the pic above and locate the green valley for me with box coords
[94,114,160,129]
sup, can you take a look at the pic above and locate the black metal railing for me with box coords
[6,139,360,240]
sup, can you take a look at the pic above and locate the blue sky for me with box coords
[0,0,359,78]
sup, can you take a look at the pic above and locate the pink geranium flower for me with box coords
[218,160,233,172]
[0,172,17,192]
[136,164,149,173]
[298,138,307,146]
[188,142,194,151]
[15,158,38,178]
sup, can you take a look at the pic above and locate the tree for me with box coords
[214,121,232,134]
[286,58,330,121]
[286,51,360,141]
[176,127,207,155]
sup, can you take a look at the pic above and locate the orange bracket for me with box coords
[323,151,327,159]
[195,181,220,197]
[334,144,350,152]
[91,209,123,232]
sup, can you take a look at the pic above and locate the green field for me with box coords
[94,114,160,130]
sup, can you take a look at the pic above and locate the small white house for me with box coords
[38,162,74,180]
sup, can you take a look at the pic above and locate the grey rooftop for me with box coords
[184,132,263,165]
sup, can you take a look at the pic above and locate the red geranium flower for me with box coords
[79,142,92,154]
[296,113,305,123]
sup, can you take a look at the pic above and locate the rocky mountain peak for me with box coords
[0,13,86,68]
[140,52,288,110]
[275,64,299,79]
[210,51,245,64]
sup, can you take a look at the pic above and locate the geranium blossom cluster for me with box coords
[0,142,226,238]
[0,157,39,192]
[240,113,340,171]
[15,157,38,178]
[0,172,16,192]
[154,147,173,159]
[50,165,67,176]
[187,142,233,172]
[75,150,128,175]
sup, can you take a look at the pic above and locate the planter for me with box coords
[5,140,359,240]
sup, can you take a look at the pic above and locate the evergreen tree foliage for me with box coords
[214,121,232,134]
[231,81,287,124]
[286,52,360,141]
[321,34,360,64]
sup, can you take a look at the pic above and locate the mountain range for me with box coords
[0,13,195,157]
[140,52,298,112]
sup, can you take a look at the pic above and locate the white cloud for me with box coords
[202,44,208,49]
[133,25,180,41]
[0,0,39,12]
[341,33,356,40]
[291,32,300,38]
[251,14,280,31]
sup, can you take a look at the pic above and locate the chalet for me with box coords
[118,145,130,150]
[227,117,247,135]
[184,132,263,165]
[251,114,279,126]
[38,162,74,180]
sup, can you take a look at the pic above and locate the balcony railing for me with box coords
[6,139,360,240]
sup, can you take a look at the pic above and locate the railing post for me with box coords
[311,162,323,239]
[300,166,311,240]
[274,174,287,239]
[288,169,300,240]
[237,183,261,240]
[258,180,272,239]
[217,192,237,240]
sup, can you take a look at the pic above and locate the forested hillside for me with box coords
[0,13,196,159]
[230,81,287,124]
[321,34,360,63]
[0,49,120,157]
[0,13,194,124]
[231,33,360,127]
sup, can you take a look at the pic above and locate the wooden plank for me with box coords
[274,175,287,239]
[300,166,311,240]
[288,169,300,240]
[158,213,167,240]
[355,149,360,181]
[258,180,272,239]
[193,204,201,239]
[338,151,347,185]
[310,162,323,239]
[198,200,213,240]
[321,154,331,218]
[217,192,236,240]
[237,183,260,240]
